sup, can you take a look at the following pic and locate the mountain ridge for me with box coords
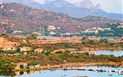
[2,0,123,20]
[74,0,95,9]
[0,3,121,34]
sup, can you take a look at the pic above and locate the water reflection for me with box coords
[0,71,16,76]
[0,66,122,77]
[0,70,31,77]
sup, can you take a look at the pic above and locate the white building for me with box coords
[48,25,56,31]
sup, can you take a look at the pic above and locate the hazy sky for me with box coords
[33,0,123,14]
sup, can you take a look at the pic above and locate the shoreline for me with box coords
[0,62,123,76]
[40,62,123,69]
[11,62,123,71]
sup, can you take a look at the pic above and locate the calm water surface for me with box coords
[96,50,123,57]
[14,66,122,77]
[0,50,122,77]
[74,50,123,57]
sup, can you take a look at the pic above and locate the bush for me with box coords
[20,65,24,69]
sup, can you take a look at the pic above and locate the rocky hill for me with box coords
[2,0,123,20]
[0,3,121,34]
[74,0,96,9]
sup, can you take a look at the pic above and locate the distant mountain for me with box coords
[2,0,123,20]
[44,0,76,8]
[41,0,78,17]
[0,3,121,34]
[74,0,101,9]
[44,0,56,4]
[2,0,43,8]
[74,0,95,9]
[41,0,122,20]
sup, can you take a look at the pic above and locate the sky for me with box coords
[33,0,123,14]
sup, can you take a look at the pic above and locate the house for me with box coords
[12,30,23,34]
[1,41,20,51]
[85,27,99,34]
[117,26,123,28]
[121,37,123,40]
[32,32,41,35]
[34,48,43,53]
[0,37,20,51]
[49,31,57,35]
[85,27,111,34]
[48,25,56,31]
[117,23,123,28]
[20,46,32,52]
[2,46,17,51]
[89,36,100,41]
[13,62,30,71]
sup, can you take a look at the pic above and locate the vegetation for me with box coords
[5,35,123,51]
[0,62,16,71]
[98,23,123,37]
[0,52,122,71]
[27,34,38,40]
[0,36,123,71]
[0,3,120,34]
[0,34,8,37]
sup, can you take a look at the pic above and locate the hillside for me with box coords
[0,3,121,34]
[2,0,123,20]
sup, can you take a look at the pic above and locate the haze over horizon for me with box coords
[33,0,123,14]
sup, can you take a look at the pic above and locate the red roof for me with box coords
[14,62,29,66]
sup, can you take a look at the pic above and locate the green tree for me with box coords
[100,39,108,43]
[20,65,24,69]
[8,64,16,71]
[81,36,89,44]
[27,34,38,40]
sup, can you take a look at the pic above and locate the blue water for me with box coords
[73,50,123,57]
[96,50,123,57]
[14,66,122,77]
[41,36,122,40]
[0,50,122,77]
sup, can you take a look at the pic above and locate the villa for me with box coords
[0,37,20,51]
[89,36,100,41]
[20,46,32,52]
[13,62,30,71]
[34,48,43,53]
